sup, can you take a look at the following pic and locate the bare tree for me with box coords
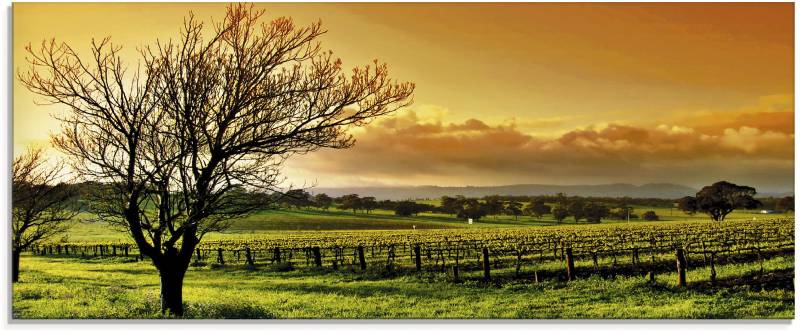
[12,148,77,282]
[20,4,414,316]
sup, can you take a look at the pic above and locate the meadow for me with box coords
[12,205,796,319]
[13,250,794,318]
[59,205,787,242]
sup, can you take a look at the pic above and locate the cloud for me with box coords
[285,106,794,190]
[671,93,794,135]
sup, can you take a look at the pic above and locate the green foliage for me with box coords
[12,253,794,319]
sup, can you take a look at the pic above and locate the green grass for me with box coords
[28,204,793,319]
[59,206,794,243]
[12,253,793,319]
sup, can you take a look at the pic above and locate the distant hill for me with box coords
[312,183,699,200]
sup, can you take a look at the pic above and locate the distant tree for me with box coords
[583,202,609,223]
[313,193,333,210]
[395,201,424,217]
[361,197,378,214]
[283,189,313,209]
[676,196,698,215]
[609,207,637,220]
[457,198,486,221]
[690,181,762,222]
[12,148,78,282]
[524,198,551,219]
[554,193,568,205]
[484,195,504,219]
[504,201,523,220]
[340,194,363,214]
[775,196,794,213]
[440,196,459,215]
[567,198,586,222]
[642,211,659,221]
[552,205,569,223]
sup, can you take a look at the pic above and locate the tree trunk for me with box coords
[357,246,366,271]
[565,247,576,281]
[482,247,491,281]
[12,249,20,283]
[414,245,422,271]
[159,266,187,316]
[676,248,687,287]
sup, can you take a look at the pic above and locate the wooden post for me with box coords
[482,247,491,281]
[565,247,576,281]
[217,248,225,265]
[357,246,367,271]
[414,245,422,271]
[112,245,117,256]
[649,249,656,283]
[196,248,202,262]
[245,247,254,266]
[709,252,717,285]
[312,247,322,267]
[273,247,282,263]
[453,249,460,282]
[676,248,687,287]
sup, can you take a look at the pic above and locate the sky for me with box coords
[13,3,795,192]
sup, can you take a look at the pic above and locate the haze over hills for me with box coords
[311,183,794,200]
[311,183,696,200]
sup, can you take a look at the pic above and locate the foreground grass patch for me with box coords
[12,254,794,319]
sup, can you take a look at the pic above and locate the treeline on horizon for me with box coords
[60,181,795,221]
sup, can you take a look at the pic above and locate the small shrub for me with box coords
[643,211,659,221]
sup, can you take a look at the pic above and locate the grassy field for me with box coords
[16,204,794,319]
[60,205,793,242]
[12,252,793,319]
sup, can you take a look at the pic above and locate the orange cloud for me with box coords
[288,108,794,190]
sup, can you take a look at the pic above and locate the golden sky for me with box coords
[13,3,795,192]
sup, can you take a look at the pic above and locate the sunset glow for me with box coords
[14,2,794,191]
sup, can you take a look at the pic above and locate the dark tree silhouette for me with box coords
[313,193,333,210]
[676,196,698,215]
[339,194,363,214]
[19,4,413,316]
[483,195,503,219]
[775,196,794,213]
[282,189,313,209]
[504,200,523,220]
[583,202,609,223]
[567,198,586,222]
[440,196,459,215]
[642,210,659,221]
[524,198,551,219]
[361,197,378,214]
[680,181,761,222]
[456,198,486,221]
[12,148,78,282]
[552,204,569,223]
[394,200,424,217]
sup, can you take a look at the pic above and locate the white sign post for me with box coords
[468,218,473,225]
